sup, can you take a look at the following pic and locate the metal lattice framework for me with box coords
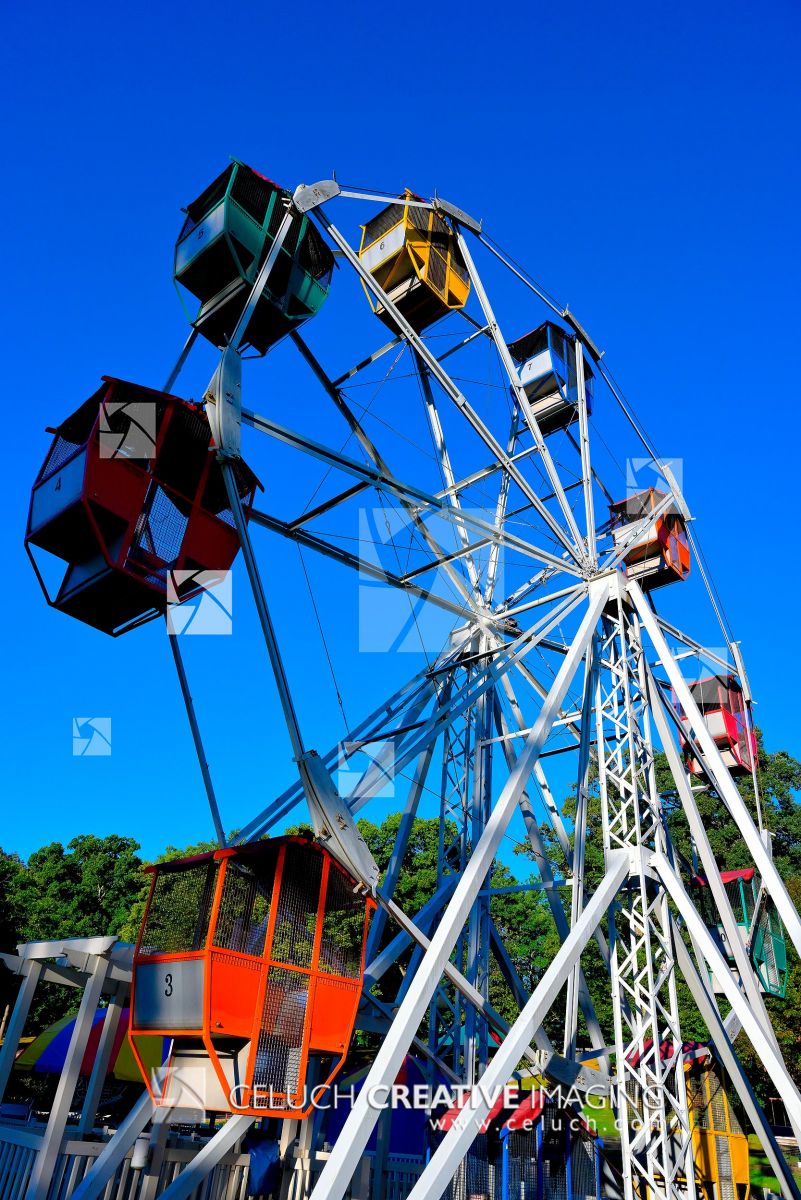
[55,175,801,1200]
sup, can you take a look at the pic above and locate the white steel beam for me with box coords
[631,581,801,957]
[454,229,588,564]
[576,337,596,564]
[71,1091,155,1200]
[155,1115,253,1200]
[25,954,110,1200]
[644,664,785,1032]
[307,580,609,1200]
[671,921,801,1200]
[654,850,801,1129]
[404,852,630,1200]
[491,692,608,1058]
[0,959,42,1102]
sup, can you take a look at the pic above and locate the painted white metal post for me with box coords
[671,922,801,1200]
[308,581,608,1200]
[630,580,801,957]
[653,850,801,1128]
[25,954,110,1200]
[156,1115,253,1200]
[71,1091,156,1200]
[0,959,42,1102]
[76,979,128,1135]
[404,852,630,1200]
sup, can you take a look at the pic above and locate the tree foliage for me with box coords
[0,732,799,1111]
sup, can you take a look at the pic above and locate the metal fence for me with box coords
[0,1123,251,1200]
[0,1123,429,1200]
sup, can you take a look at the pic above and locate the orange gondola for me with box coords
[129,837,374,1118]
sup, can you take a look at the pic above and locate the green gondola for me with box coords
[174,159,334,353]
[694,867,787,999]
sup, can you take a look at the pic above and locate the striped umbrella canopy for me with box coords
[14,1008,167,1082]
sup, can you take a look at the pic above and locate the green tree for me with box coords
[0,849,24,951]
[0,849,25,1018]
[10,835,144,943]
[2,835,144,1034]
[117,837,219,945]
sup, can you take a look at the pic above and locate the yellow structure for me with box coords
[687,1056,750,1200]
[358,190,470,332]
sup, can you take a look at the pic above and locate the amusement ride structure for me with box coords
[12,160,801,1200]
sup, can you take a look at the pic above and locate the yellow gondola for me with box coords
[358,190,470,332]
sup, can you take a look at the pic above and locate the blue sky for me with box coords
[2,0,800,863]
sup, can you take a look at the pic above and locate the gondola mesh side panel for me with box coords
[757,904,780,990]
[507,1131,537,1200]
[270,845,323,968]
[541,1110,568,1200]
[445,1135,492,1200]
[41,433,86,480]
[710,1073,728,1131]
[318,867,365,977]
[571,1129,597,1200]
[214,862,271,956]
[688,1073,710,1130]
[130,485,189,568]
[230,167,274,225]
[139,862,219,956]
[715,1135,735,1200]
[252,964,310,1104]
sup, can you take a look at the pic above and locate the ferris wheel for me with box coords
[24,160,801,1200]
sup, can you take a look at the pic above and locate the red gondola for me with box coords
[679,674,756,776]
[25,377,258,636]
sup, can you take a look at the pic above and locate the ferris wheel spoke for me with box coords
[490,652,582,867]
[249,507,473,628]
[243,398,580,586]
[346,586,589,810]
[574,336,597,564]
[167,633,226,848]
[363,741,439,962]
[485,404,520,608]
[455,229,589,564]
[492,694,608,1056]
[235,661,444,843]
[310,205,587,568]
[291,325,480,611]
[414,351,483,596]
